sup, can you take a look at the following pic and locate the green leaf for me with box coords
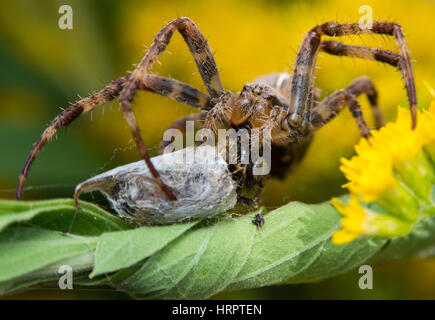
[0,199,129,291]
[111,211,261,299]
[0,226,97,283]
[0,199,130,235]
[109,202,385,299]
[90,221,199,278]
[0,251,95,295]
[0,198,433,299]
[226,203,385,290]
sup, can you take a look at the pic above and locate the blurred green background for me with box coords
[0,0,434,299]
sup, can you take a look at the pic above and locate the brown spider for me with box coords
[16,17,417,209]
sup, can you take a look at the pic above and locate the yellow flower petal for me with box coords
[331,195,416,245]
[338,104,435,203]
[332,229,359,245]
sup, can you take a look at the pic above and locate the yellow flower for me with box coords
[419,101,435,165]
[340,139,395,202]
[331,196,411,245]
[340,104,434,204]
[333,97,435,245]
[370,106,422,164]
[332,196,368,245]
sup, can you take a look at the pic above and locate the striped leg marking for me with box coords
[345,76,383,129]
[311,87,372,138]
[288,22,417,129]
[17,73,210,201]
[119,17,224,200]
[141,75,211,110]
[16,77,127,200]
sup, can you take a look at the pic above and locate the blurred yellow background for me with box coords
[0,0,434,299]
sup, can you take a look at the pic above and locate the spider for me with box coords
[16,17,417,210]
[252,213,265,229]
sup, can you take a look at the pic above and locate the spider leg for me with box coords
[16,75,210,201]
[311,83,374,138]
[288,22,417,129]
[118,17,224,200]
[140,74,211,110]
[319,41,400,67]
[16,77,127,200]
[345,76,383,129]
[320,42,406,128]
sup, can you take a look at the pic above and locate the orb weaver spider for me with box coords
[16,17,417,212]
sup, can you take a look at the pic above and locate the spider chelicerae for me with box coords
[16,17,417,209]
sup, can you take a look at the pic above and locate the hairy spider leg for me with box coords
[344,75,383,129]
[16,74,210,202]
[311,84,372,138]
[16,77,127,201]
[140,75,211,110]
[304,44,405,134]
[288,22,417,129]
[311,75,390,137]
[320,41,407,128]
[118,17,224,200]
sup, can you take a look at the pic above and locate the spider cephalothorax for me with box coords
[16,17,417,211]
